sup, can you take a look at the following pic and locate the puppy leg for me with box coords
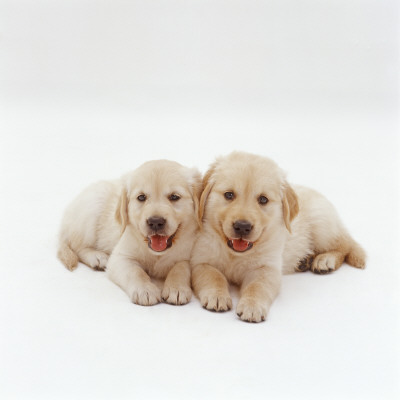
[236,267,281,323]
[192,264,232,312]
[295,254,314,272]
[77,248,109,271]
[107,254,161,306]
[311,250,345,274]
[162,260,192,305]
[307,192,366,272]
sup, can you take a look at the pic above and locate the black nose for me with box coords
[147,216,166,232]
[233,220,253,236]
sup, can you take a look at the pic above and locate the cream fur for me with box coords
[58,160,201,306]
[191,152,366,322]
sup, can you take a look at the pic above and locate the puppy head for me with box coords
[116,160,201,254]
[200,152,298,253]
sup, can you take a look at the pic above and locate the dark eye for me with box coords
[169,194,181,201]
[137,194,147,202]
[224,191,235,200]
[258,195,269,205]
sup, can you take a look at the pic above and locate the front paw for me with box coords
[236,297,267,323]
[199,290,232,312]
[162,284,192,305]
[131,282,161,306]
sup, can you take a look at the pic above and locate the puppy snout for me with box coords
[233,220,253,237]
[147,216,166,232]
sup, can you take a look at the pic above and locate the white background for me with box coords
[0,1,399,399]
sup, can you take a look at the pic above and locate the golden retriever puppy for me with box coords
[58,160,201,306]
[191,152,366,322]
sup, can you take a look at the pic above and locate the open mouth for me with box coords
[147,232,176,252]
[227,238,253,252]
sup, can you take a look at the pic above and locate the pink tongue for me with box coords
[232,239,249,252]
[150,235,168,251]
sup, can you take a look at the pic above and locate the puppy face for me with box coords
[116,160,201,254]
[200,152,298,253]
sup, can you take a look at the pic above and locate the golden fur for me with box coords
[191,152,366,322]
[58,160,201,306]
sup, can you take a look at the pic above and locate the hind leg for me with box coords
[295,254,315,272]
[78,248,109,271]
[310,251,345,274]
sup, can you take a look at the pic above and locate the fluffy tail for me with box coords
[58,241,79,271]
[345,240,366,269]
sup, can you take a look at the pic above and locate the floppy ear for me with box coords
[115,187,129,233]
[189,169,203,227]
[282,183,299,233]
[198,162,217,227]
